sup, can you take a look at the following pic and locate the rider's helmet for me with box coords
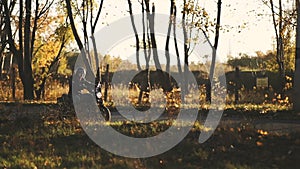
[75,67,86,80]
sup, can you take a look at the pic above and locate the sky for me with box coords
[87,0,292,63]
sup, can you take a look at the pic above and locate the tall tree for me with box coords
[182,0,216,95]
[270,0,286,97]
[3,0,43,100]
[294,0,300,111]
[3,0,70,100]
[180,0,222,101]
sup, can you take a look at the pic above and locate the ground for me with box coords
[0,103,300,169]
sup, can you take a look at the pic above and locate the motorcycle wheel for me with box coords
[100,106,111,122]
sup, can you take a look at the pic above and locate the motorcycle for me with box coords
[57,83,111,122]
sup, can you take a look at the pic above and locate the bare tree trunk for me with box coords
[148,2,161,70]
[146,3,151,70]
[90,0,104,73]
[278,0,285,97]
[270,0,285,97]
[209,0,222,80]
[128,0,141,71]
[142,0,150,69]
[22,0,35,100]
[137,0,151,104]
[294,0,300,111]
[82,1,93,71]
[165,0,174,73]
[31,0,39,58]
[24,0,32,69]
[173,4,182,75]
[182,0,189,96]
[17,0,24,81]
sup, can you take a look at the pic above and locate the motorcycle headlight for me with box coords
[96,92,102,98]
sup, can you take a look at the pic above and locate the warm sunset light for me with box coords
[0,0,299,168]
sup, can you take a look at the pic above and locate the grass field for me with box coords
[0,103,300,169]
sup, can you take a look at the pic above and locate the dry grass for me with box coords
[0,103,299,168]
[0,78,68,102]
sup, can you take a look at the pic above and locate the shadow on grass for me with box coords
[0,103,300,168]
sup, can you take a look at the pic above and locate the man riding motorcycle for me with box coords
[72,67,111,121]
